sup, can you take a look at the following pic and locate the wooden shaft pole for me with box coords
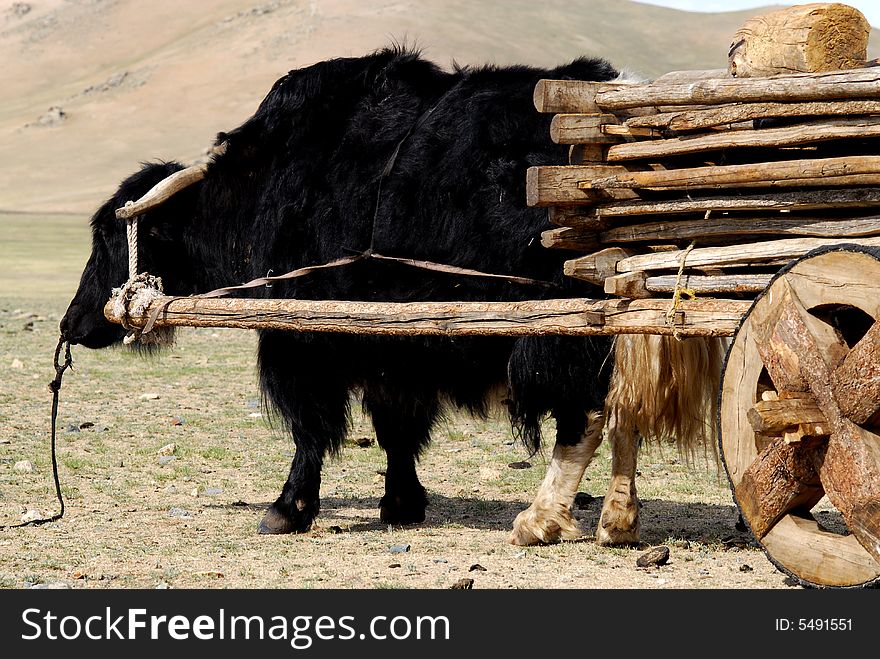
[103,296,750,338]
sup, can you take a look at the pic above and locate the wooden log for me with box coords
[567,144,609,164]
[533,80,634,114]
[601,125,659,138]
[603,272,650,299]
[831,321,880,424]
[595,67,880,111]
[549,207,610,230]
[600,214,880,243]
[728,3,870,78]
[526,166,638,207]
[747,396,827,434]
[651,69,728,84]
[606,117,880,162]
[590,188,880,219]
[735,438,826,538]
[614,236,880,273]
[550,114,619,144]
[583,155,880,191]
[750,279,880,563]
[540,227,599,251]
[625,99,880,132]
[104,296,751,338]
[644,273,771,295]
[564,247,635,285]
[783,422,832,444]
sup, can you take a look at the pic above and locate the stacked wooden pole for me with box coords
[530,63,880,301]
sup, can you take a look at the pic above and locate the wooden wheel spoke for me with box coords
[819,424,880,564]
[751,276,847,400]
[735,437,825,539]
[831,320,880,424]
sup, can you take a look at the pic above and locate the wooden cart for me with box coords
[107,4,880,588]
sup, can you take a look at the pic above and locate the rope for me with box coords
[1,338,70,531]
[126,217,138,279]
[118,76,558,342]
[665,241,697,340]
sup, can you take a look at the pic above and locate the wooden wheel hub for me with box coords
[720,247,880,587]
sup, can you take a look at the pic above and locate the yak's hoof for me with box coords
[595,476,640,546]
[509,504,581,546]
[595,519,641,546]
[258,505,312,535]
[379,492,427,525]
[595,504,640,546]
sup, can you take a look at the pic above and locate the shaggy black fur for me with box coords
[61,47,617,533]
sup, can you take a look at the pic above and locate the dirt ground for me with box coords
[0,214,810,589]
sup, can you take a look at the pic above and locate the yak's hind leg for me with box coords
[362,386,437,525]
[509,411,605,545]
[595,412,641,545]
[507,335,612,546]
[257,332,352,535]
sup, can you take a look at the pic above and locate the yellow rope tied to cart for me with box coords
[665,240,697,340]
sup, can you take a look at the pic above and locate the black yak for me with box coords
[61,47,723,545]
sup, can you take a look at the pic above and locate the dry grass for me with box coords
[0,213,794,589]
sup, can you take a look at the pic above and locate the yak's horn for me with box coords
[115,142,227,220]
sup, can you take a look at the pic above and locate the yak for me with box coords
[60,47,723,546]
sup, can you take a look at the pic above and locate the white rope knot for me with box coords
[110,273,171,346]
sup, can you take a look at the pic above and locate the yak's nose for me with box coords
[59,303,80,343]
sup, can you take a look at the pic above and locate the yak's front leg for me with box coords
[510,411,605,545]
[595,412,641,545]
[257,332,352,534]
[363,389,437,525]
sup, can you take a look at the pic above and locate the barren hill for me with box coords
[2,0,878,214]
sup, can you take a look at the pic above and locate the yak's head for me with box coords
[60,161,199,348]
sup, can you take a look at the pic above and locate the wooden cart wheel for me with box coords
[720,246,880,588]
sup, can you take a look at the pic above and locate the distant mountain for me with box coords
[2,0,878,213]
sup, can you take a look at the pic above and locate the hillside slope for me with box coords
[2,0,878,213]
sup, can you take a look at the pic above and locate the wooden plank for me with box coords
[540,226,599,251]
[104,296,750,338]
[762,514,880,587]
[567,144,609,164]
[548,207,610,230]
[728,4,870,78]
[600,214,880,243]
[526,166,637,207]
[625,99,880,132]
[591,188,880,218]
[582,155,880,191]
[564,247,635,285]
[606,117,880,162]
[616,236,880,273]
[550,113,619,144]
[645,273,771,295]
[595,67,880,111]
[747,396,827,434]
[604,272,650,299]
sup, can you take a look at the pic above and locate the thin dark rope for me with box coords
[1,337,70,530]
[132,77,558,336]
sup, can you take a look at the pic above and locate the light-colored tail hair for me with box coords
[606,334,727,462]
